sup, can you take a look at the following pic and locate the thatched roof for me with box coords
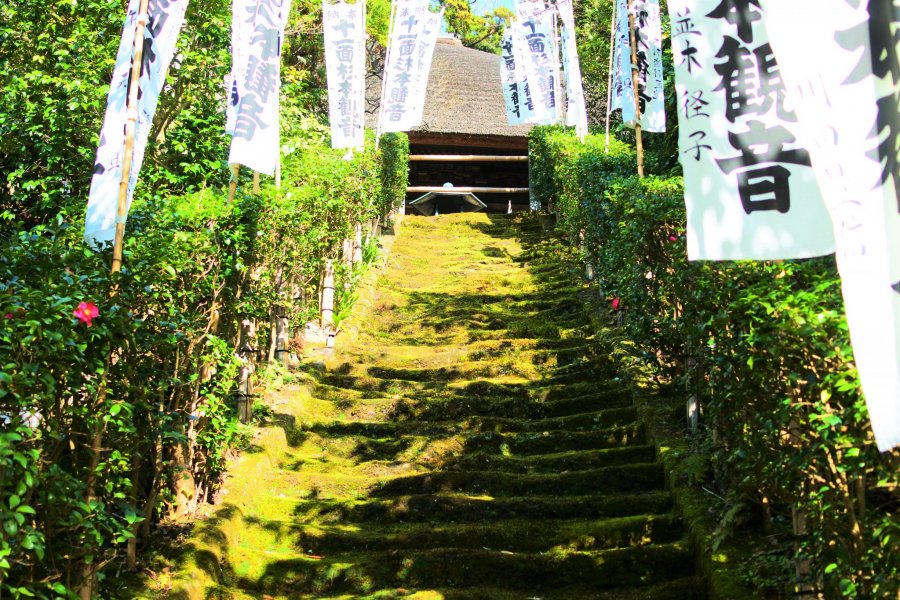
[367,37,533,140]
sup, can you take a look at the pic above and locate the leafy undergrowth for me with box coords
[126,213,706,599]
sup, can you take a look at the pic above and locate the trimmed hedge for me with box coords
[530,126,900,599]
[0,133,408,598]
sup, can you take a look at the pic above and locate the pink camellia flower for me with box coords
[3,313,12,319]
[611,297,621,311]
[73,301,100,327]
[668,235,677,242]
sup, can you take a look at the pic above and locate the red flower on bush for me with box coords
[668,235,677,242]
[73,301,100,327]
[611,297,621,311]
[3,313,11,319]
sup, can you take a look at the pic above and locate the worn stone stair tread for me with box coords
[302,406,640,437]
[371,464,665,497]
[229,543,695,594]
[328,389,633,423]
[290,491,676,524]
[437,444,658,473]
[434,576,709,600]
[292,423,648,463]
[284,514,682,553]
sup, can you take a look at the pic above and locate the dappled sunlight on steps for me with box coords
[147,213,705,600]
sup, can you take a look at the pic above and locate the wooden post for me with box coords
[605,0,617,154]
[353,222,363,266]
[228,163,240,203]
[321,260,335,338]
[626,0,645,177]
[275,309,289,368]
[236,319,257,423]
[252,170,261,194]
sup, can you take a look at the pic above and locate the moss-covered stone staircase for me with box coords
[152,213,706,599]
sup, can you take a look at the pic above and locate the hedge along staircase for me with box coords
[152,213,706,600]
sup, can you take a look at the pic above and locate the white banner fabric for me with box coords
[666,0,835,261]
[379,0,437,133]
[512,0,558,125]
[610,0,633,115]
[226,0,257,136]
[631,0,665,132]
[556,0,588,138]
[85,0,190,247]
[228,0,290,175]
[500,31,535,125]
[612,0,665,132]
[762,0,900,451]
[323,0,366,149]
[407,7,442,126]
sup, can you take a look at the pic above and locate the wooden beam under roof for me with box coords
[406,186,529,194]
[409,155,529,162]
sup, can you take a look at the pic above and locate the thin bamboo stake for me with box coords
[85,3,151,596]
[253,170,261,194]
[604,0,617,153]
[626,0,644,177]
[228,163,240,203]
[112,0,152,274]
[550,9,565,126]
[375,0,398,150]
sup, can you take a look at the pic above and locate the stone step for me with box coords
[294,491,676,525]
[303,405,638,437]
[243,514,683,555]
[438,444,658,474]
[292,422,647,464]
[371,463,665,497]
[235,542,695,596]
[329,388,632,423]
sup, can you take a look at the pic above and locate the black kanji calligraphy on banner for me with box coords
[666,0,834,261]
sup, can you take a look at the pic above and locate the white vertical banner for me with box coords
[500,31,535,125]
[555,0,588,138]
[610,0,634,117]
[612,0,665,132]
[666,0,835,261]
[762,0,900,451]
[228,0,290,175]
[379,0,437,133]
[407,6,442,126]
[323,0,366,150]
[631,0,665,132]
[227,0,256,136]
[512,0,558,125]
[85,0,190,247]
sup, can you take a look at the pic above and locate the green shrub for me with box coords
[0,131,402,596]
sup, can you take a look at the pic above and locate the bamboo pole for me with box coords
[253,170,261,194]
[550,9,565,126]
[228,163,240,203]
[604,0,617,154]
[626,0,645,177]
[111,0,152,274]
[84,3,152,596]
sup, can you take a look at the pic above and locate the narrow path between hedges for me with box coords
[147,213,705,599]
